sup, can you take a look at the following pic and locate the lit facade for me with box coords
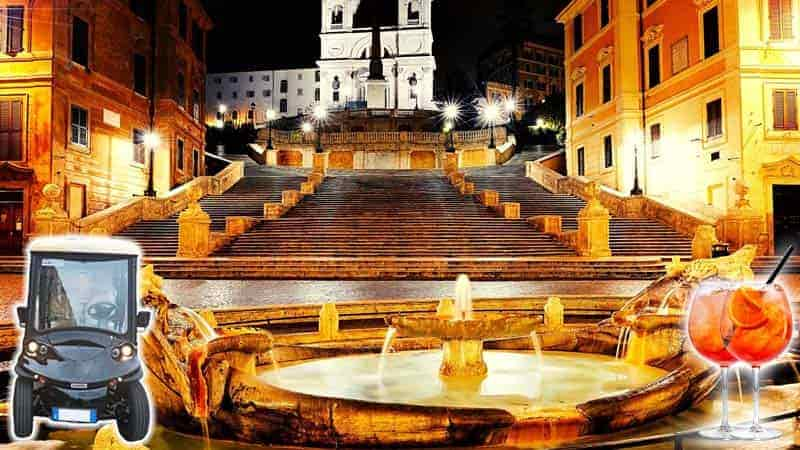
[478,40,565,116]
[0,0,211,255]
[558,0,800,253]
[206,68,322,126]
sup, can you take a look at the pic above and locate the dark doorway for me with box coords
[0,190,24,255]
[773,184,800,254]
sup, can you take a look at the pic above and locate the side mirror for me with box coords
[136,311,151,330]
[16,306,27,327]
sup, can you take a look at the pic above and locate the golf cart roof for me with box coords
[28,236,141,257]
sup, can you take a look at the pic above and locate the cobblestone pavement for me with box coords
[160,279,651,310]
[0,275,23,322]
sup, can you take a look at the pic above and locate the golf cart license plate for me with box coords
[51,407,97,423]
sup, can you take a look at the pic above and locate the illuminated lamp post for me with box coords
[504,97,516,130]
[481,101,500,149]
[442,102,460,153]
[312,104,327,153]
[142,132,160,197]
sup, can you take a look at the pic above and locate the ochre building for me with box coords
[0,0,212,254]
[557,0,800,254]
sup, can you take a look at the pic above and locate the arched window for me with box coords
[331,5,344,27]
[407,0,420,24]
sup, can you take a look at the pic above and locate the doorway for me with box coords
[0,190,24,255]
[773,184,800,254]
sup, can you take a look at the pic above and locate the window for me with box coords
[710,151,721,161]
[232,91,237,99]
[297,73,303,80]
[192,89,201,121]
[573,14,583,51]
[333,91,340,102]
[247,109,254,120]
[577,147,585,176]
[603,135,613,168]
[297,88,304,96]
[280,79,288,93]
[575,82,584,117]
[408,0,420,23]
[279,99,287,113]
[216,91,222,100]
[263,75,270,82]
[648,45,661,88]
[70,105,89,147]
[650,123,662,158]
[131,0,153,22]
[671,37,689,74]
[176,138,184,171]
[315,71,320,82]
[525,79,534,89]
[315,87,320,102]
[249,75,254,82]
[263,89,271,97]
[192,22,203,58]
[769,0,794,40]
[703,6,720,58]
[646,0,658,5]
[773,89,798,130]
[176,72,186,107]
[5,6,24,55]
[213,77,222,84]
[72,16,89,67]
[133,54,147,95]
[706,98,723,138]
[0,99,22,160]
[132,129,146,165]
[231,110,238,121]
[178,2,188,40]
[601,65,612,103]
[600,0,610,27]
[192,149,200,177]
[246,90,255,98]
[229,76,238,83]
[525,63,531,72]
[331,5,344,27]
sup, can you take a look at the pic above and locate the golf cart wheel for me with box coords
[12,377,34,439]
[117,381,150,442]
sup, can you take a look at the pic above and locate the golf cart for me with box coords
[12,237,151,442]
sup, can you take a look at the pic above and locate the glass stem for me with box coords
[720,366,730,431]
[752,366,761,430]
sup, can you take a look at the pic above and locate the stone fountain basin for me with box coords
[387,313,542,340]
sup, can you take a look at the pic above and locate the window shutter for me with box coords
[770,0,783,39]
[0,8,6,55]
[6,6,23,55]
[787,90,797,129]
[782,0,794,39]
[774,90,786,129]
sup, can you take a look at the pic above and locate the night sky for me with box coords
[205,0,569,95]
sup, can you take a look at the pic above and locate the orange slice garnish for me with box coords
[727,288,768,329]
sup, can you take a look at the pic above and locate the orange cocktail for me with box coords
[725,284,793,366]
[687,282,737,367]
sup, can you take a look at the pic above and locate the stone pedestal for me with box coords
[718,209,764,254]
[34,184,71,237]
[365,79,390,109]
[313,152,330,176]
[480,190,499,207]
[301,181,315,195]
[440,339,487,378]
[528,215,562,235]
[460,182,474,195]
[177,187,211,258]
[500,202,520,219]
[450,172,465,188]
[282,190,301,208]
[226,217,255,236]
[266,149,278,166]
[264,203,284,220]
[576,183,611,258]
[692,224,718,259]
[309,172,324,187]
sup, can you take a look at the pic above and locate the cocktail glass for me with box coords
[726,282,794,441]
[687,280,740,440]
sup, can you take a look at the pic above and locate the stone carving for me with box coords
[760,154,800,179]
[570,66,586,81]
[576,182,611,257]
[177,186,211,258]
[596,46,613,63]
[34,183,71,236]
[691,224,718,259]
[641,25,664,44]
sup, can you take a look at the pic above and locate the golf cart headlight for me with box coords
[38,344,48,356]
[113,343,136,361]
[25,340,39,356]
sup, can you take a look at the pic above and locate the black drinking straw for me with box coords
[766,245,795,285]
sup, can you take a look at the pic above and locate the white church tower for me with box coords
[317,0,436,111]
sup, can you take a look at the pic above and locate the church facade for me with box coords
[317,0,436,111]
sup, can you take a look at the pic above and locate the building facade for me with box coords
[0,0,211,255]
[206,68,321,126]
[478,40,565,116]
[557,0,800,254]
[317,0,436,110]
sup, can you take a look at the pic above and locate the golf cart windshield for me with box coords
[33,256,131,335]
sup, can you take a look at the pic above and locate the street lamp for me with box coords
[266,108,277,150]
[481,101,500,149]
[143,132,160,197]
[312,105,327,153]
[442,101,460,153]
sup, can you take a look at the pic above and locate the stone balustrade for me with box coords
[268,127,507,146]
[72,161,245,236]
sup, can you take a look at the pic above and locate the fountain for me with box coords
[386,274,541,377]
[139,246,798,447]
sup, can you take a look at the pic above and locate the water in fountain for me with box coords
[454,274,473,320]
[530,330,543,368]
[657,286,678,315]
[616,327,631,359]
[378,326,398,378]
[180,307,216,449]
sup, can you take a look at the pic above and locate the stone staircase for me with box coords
[467,175,694,257]
[114,176,306,256]
[215,172,575,258]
